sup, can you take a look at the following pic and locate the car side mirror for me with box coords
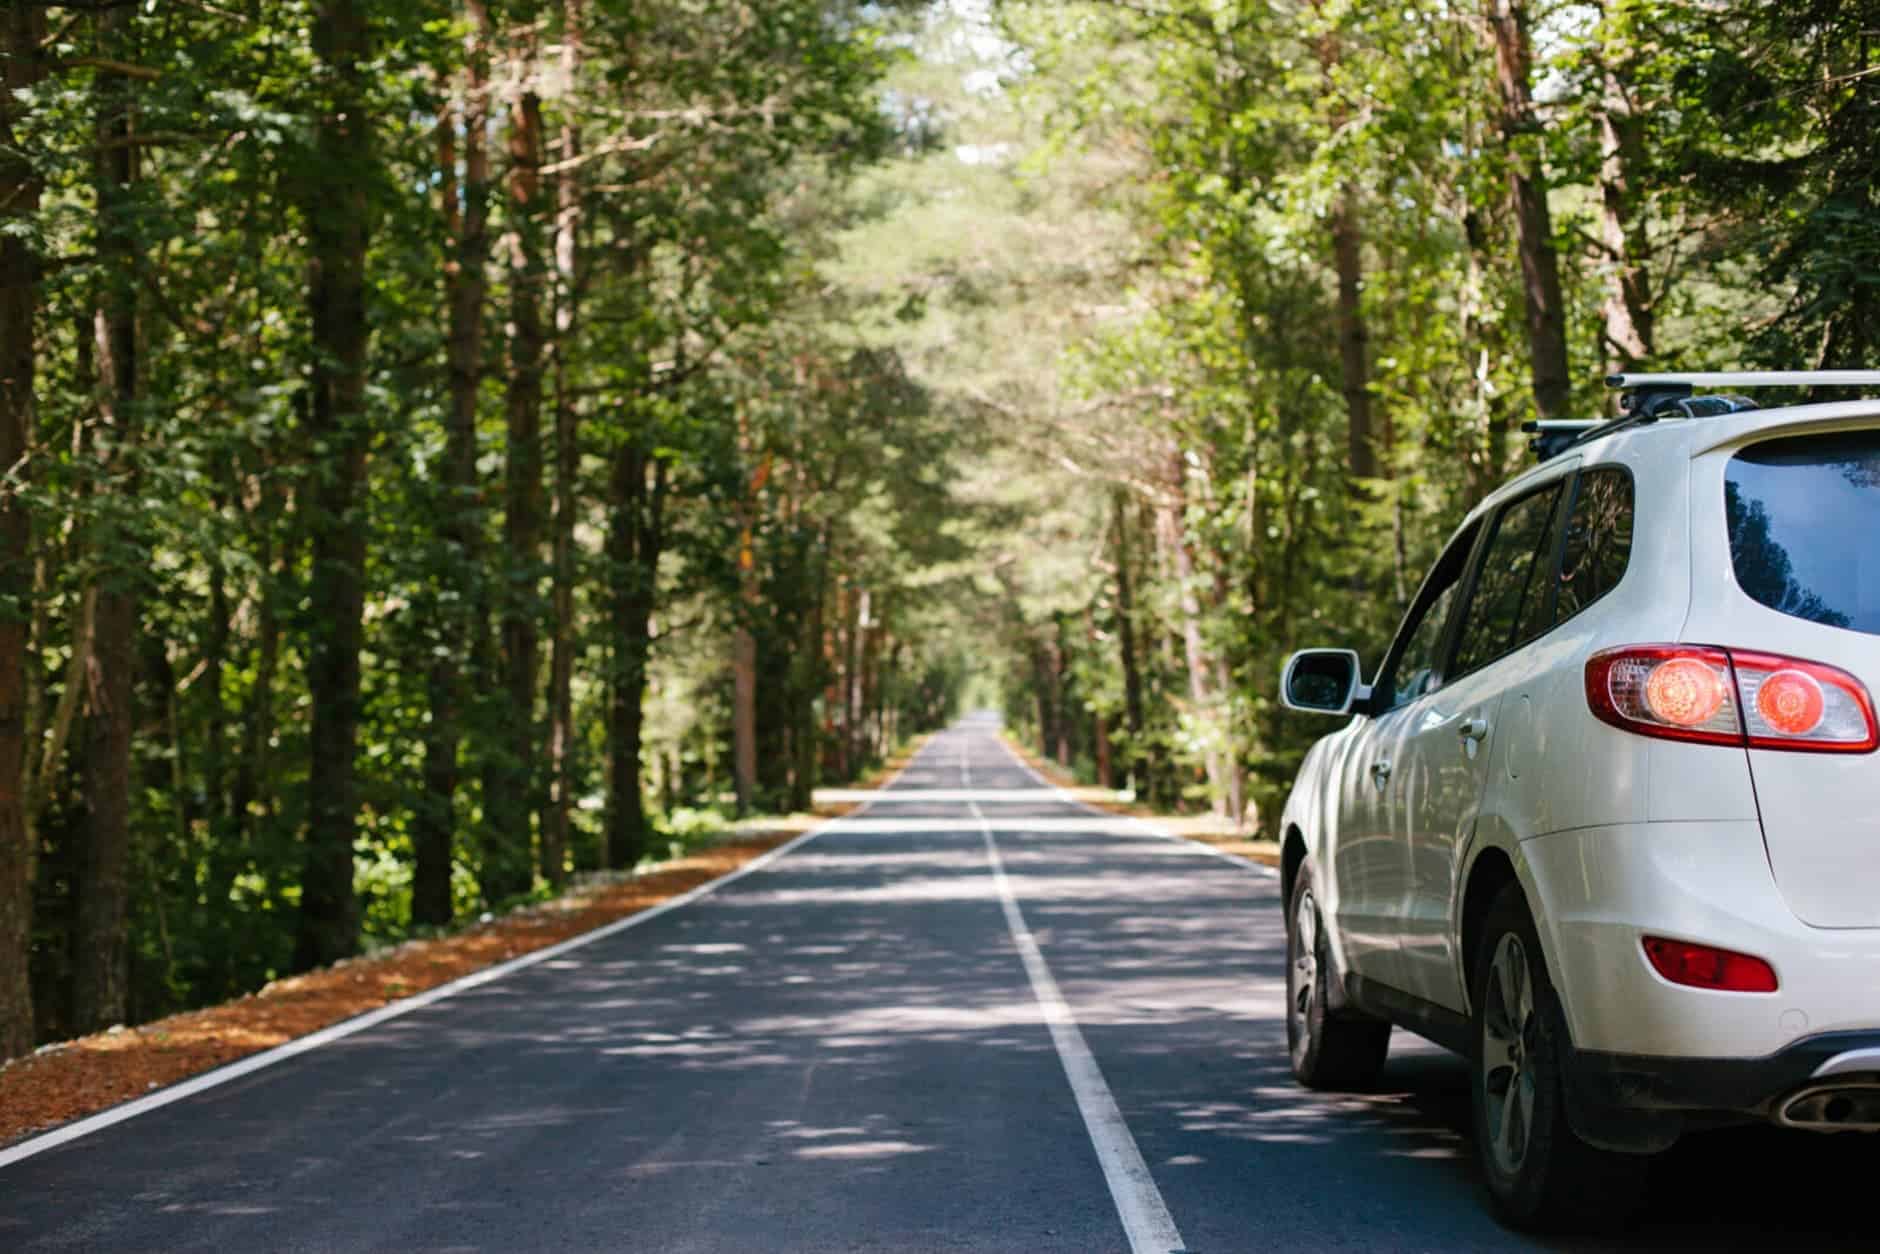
[1280,649,1370,717]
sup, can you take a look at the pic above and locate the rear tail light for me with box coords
[1642,936,1779,993]
[1587,645,1878,753]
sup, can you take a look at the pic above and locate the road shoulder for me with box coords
[0,751,920,1150]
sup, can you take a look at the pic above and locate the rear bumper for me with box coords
[1520,821,1880,1059]
[1562,1031,1880,1151]
[1569,1030,1880,1116]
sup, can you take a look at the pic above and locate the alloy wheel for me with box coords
[1481,932,1538,1177]
[1288,888,1320,1066]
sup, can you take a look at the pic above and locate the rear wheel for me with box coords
[1471,884,1649,1230]
[1286,864,1389,1090]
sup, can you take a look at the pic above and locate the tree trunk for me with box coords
[543,0,584,892]
[415,4,492,926]
[1047,624,1069,767]
[1086,609,1113,789]
[1330,187,1378,481]
[787,541,825,812]
[75,11,142,1031]
[1111,490,1146,778]
[731,420,760,817]
[489,61,547,902]
[1158,454,1230,817]
[606,442,665,869]
[234,478,283,849]
[1485,0,1572,421]
[1315,22,1379,482]
[0,0,43,1061]
[293,0,374,972]
[1595,27,1652,372]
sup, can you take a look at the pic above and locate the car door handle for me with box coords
[1458,717,1490,742]
[1369,759,1393,787]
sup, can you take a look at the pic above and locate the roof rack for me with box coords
[1608,371,1880,390]
[1610,370,1880,421]
[1527,370,1880,461]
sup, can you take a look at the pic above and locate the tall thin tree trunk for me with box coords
[1158,455,1230,817]
[234,476,282,848]
[788,539,826,812]
[1595,23,1652,372]
[416,4,492,926]
[0,0,44,1061]
[294,0,375,972]
[75,11,142,1029]
[1111,490,1146,784]
[490,58,547,901]
[1085,609,1113,789]
[1485,0,1572,421]
[543,0,584,891]
[731,420,759,817]
[606,443,665,869]
[1330,189,1377,481]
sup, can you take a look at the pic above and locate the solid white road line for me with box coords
[971,799,1187,1254]
[0,739,938,1173]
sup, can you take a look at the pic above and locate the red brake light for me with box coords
[1730,650,1876,752]
[1586,646,1741,746]
[1642,936,1778,993]
[1753,669,1824,736]
[1586,645,1877,753]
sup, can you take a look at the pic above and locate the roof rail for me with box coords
[1607,370,1880,422]
[1527,371,1880,463]
[1608,371,1880,390]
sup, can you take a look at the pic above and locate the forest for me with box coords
[0,0,1874,1062]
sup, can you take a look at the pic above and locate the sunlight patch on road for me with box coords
[792,1139,935,1160]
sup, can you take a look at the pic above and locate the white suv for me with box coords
[1276,372,1880,1230]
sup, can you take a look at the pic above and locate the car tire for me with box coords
[1286,862,1390,1090]
[1470,882,1649,1231]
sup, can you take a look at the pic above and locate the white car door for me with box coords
[1331,519,1481,990]
[1397,473,1575,1011]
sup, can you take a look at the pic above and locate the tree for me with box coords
[0,0,45,1060]
[72,4,145,1032]
[293,0,377,971]
[1484,0,1572,421]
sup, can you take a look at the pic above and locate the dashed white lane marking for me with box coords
[971,798,1188,1254]
[0,742,939,1174]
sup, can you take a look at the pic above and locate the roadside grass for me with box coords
[0,739,928,1150]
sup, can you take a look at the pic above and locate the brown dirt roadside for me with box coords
[999,733,1282,868]
[0,745,922,1149]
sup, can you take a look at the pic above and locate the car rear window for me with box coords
[1726,430,1880,636]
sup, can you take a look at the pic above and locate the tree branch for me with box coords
[58,55,160,81]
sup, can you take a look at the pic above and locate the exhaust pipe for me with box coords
[1778,1082,1880,1133]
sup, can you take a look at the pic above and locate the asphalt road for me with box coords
[2,717,1875,1252]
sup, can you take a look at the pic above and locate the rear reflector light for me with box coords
[1642,936,1778,993]
[1586,645,1878,753]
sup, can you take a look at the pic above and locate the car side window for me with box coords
[1450,482,1567,679]
[1375,521,1480,713]
[1554,467,1634,625]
